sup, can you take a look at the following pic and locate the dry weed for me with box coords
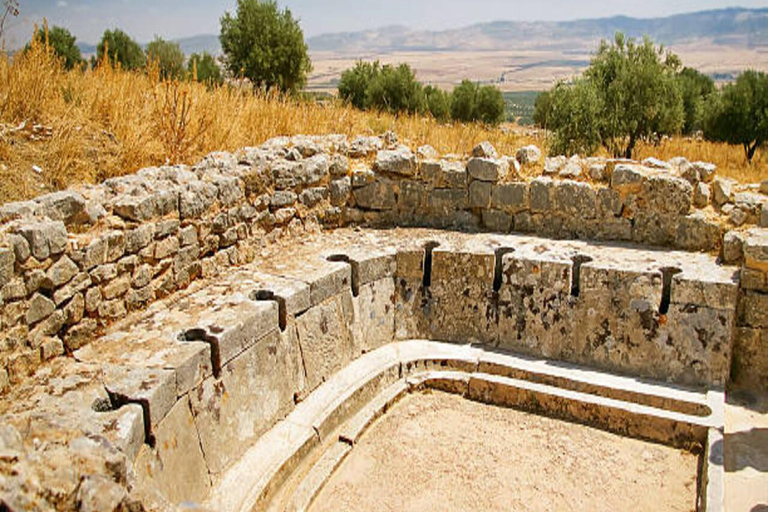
[0,39,763,203]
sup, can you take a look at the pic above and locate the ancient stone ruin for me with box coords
[0,133,766,511]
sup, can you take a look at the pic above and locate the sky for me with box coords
[4,0,768,48]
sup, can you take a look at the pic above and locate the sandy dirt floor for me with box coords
[309,391,699,512]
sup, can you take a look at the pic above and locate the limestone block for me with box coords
[300,187,329,208]
[739,291,768,328]
[34,191,86,223]
[296,294,356,391]
[712,178,734,206]
[249,271,311,318]
[663,304,735,386]
[693,182,711,208]
[467,157,508,182]
[349,278,395,353]
[472,141,498,159]
[103,365,176,429]
[189,327,304,474]
[26,293,55,325]
[516,145,541,164]
[330,177,351,206]
[125,223,155,254]
[375,146,417,176]
[674,212,721,252]
[0,247,14,287]
[529,177,553,213]
[497,252,574,358]
[491,182,529,213]
[468,180,492,208]
[271,190,298,209]
[353,181,396,211]
[397,180,426,211]
[9,234,30,263]
[731,327,768,390]
[611,164,645,192]
[642,173,693,215]
[722,231,745,264]
[482,209,513,233]
[429,244,497,344]
[329,154,349,177]
[428,188,466,212]
[17,220,67,261]
[134,397,211,505]
[671,272,739,311]
[632,211,677,247]
[84,236,108,270]
[554,180,596,218]
[743,228,768,272]
[596,188,623,218]
[351,168,376,188]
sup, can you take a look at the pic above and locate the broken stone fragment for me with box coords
[375,146,417,176]
[16,220,68,261]
[467,157,509,182]
[472,141,498,159]
[516,145,541,165]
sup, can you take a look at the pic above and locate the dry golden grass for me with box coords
[0,37,763,204]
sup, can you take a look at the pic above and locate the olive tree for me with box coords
[188,52,223,86]
[537,33,684,158]
[677,67,715,135]
[220,0,312,93]
[28,25,83,70]
[96,29,145,70]
[146,37,185,80]
[704,70,768,162]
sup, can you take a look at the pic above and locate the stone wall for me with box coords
[0,133,766,392]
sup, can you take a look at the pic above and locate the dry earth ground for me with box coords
[309,391,699,512]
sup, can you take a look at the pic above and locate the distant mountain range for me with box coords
[76,7,768,57]
[307,7,768,53]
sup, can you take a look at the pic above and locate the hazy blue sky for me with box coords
[5,0,767,47]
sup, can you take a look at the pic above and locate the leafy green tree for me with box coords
[146,37,185,80]
[188,52,223,86]
[584,33,683,158]
[450,80,479,122]
[546,79,603,156]
[366,63,425,115]
[96,29,145,70]
[220,0,312,93]
[338,60,380,110]
[28,25,83,70]
[424,85,451,121]
[475,85,505,124]
[704,70,768,162]
[532,90,553,128]
[450,80,505,125]
[677,67,715,135]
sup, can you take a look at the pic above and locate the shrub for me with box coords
[424,85,451,121]
[338,60,380,110]
[704,69,768,162]
[450,80,505,125]
[546,79,602,156]
[96,29,145,71]
[220,0,312,93]
[366,63,425,115]
[146,37,185,80]
[188,52,223,86]
[28,25,83,70]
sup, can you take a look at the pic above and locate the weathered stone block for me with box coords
[296,294,356,391]
[17,221,67,261]
[330,177,351,206]
[529,178,553,213]
[712,178,734,206]
[428,189,466,212]
[516,145,541,164]
[468,180,492,208]
[26,293,55,325]
[397,181,426,211]
[271,190,298,209]
[300,187,329,208]
[189,327,304,474]
[482,209,513,233]
[375,146,417,176]
[731,327,768,390]
[643,174,693,215]
[467,157,508,182]
[472,141,498,159]
[354,181,396,211]
[47,255,78,287]
[34,191,86,223]
[133,396,211,504]
[554,180,596,218]
[675,212,721,252]
[350,278,395,353]
[491,182,528,213]
[0,248,13,287]
[739,291,768,328]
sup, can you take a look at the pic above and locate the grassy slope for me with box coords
[0,40,764,204]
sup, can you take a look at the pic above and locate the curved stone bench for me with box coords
[0,229,735,511]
